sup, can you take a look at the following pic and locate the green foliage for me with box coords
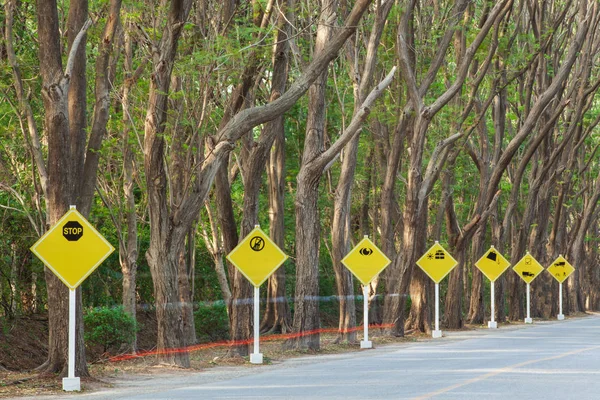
[195,242,225,302]
[84,306,137,353]
[194,302,230,343]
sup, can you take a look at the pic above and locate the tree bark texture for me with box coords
[289,0,337,350]
[330,0,394,344]
[262,1,294,333]
[35,0,95,376]
[143,0,194,367]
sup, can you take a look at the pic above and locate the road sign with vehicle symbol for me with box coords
[547,256,575,283]
[512,252,544,284]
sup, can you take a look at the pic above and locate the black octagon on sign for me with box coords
[63,221,84,241]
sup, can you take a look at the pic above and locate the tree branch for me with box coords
[64,19,93,79]
[315,66,397,172]
[418,131,465,205]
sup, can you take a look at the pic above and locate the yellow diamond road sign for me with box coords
[475,246,511,282]
[547,255,575,283]
[227,226,288,287]
[513,252,544,284]
[416,242,458,283]
[341,237,391,285]
[31,208,115,290]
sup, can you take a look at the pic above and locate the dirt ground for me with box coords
[0,310,424,398]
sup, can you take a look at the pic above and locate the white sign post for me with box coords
[361,285,372,349]
[547,255,574,321]
[512,252,543,325]
[525,283,532,324]
[433,283,441,338]
[62,289,80,390]
[30,205,115,392]
[558,283,565,320]
[416,241,457,339]
[474,246,510,329]
[489,282,497,329]
[341,236,391,349]
[251,287,262,364]
[226,225,288,364]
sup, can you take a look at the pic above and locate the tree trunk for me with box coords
[262,126,291,335]
[467,227,486,324]
[200,202,232,307]
[35,0,92,376]
[406,265,431,334]
[169,74,197,349]
[288,30,395,351]
[568,171,600,313]
[405,200,430,333]
[383,0,507,335]
[507,219,524,321]
[228,271,253,356]
[228,0,297,352]
[146,241,189,366]
[330,0,394,344]
[66,0,88,202]
[291,173,323,350]
[120,24,140,352]
[261,0,293,336]
[178,228,196,346]
[443,179,464,329]
[377,119,405,321]
[289,0,336,347]
[143,0,194,367]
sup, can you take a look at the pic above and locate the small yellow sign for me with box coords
[30,208,115,290]
[416,242,458,283]
[341,237,391,285]
[547,256,575,283]
[474,246,511,282]
[512,252,543,284]
[227,226,288,287]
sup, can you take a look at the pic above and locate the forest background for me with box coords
[1,0,599,377]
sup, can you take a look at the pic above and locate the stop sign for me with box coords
[63,221,84,241]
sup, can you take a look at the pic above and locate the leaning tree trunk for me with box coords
[330,0,394,344]
[288,0,337,351]
[289,66,396,350]
[291,66,330,351]
[136,0,376,364]
[568,171,600,313]
[261,0,294,335]
[384,0,508,335]
[228,0,295,350]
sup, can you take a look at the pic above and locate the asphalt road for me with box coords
[17,314,600,399]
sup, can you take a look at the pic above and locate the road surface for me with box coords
[15,314,600,399]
